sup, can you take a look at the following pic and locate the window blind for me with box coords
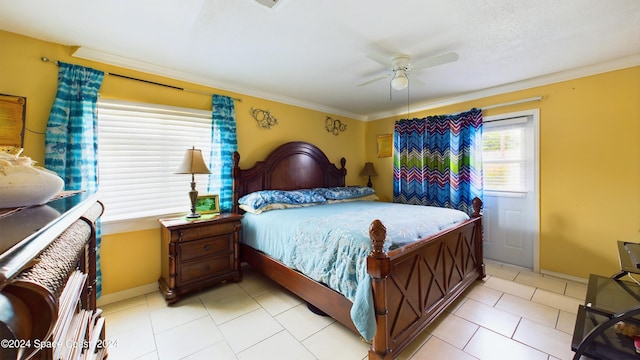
[482,117,527,193]
[97,99,213,222]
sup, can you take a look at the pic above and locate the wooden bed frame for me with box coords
[232,141,485,359]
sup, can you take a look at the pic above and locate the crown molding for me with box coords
[74,47,638,122]
[72,47,365,121]
[366,54,640,121]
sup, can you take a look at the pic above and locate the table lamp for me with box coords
[359,162,378,188]
[175,147,211,218]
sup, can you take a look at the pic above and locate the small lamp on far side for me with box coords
[359,162,378,188]
[175,147,211,218]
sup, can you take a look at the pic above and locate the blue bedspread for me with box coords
[240,201,470,341]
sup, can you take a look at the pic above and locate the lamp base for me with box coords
[185,212,201,219]
[186,180,201,219]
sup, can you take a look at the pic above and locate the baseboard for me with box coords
[97,282,158,307]
[540,269,588,284]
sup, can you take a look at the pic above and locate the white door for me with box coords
[482,110,539,270]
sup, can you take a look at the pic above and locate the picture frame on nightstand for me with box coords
[195,194,219,214]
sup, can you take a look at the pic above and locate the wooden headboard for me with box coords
[232,141,347,213]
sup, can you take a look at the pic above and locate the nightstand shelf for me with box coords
[158,213,243,304]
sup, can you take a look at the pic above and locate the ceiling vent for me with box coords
[255,0,280,9]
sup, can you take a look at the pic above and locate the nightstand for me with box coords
[158,213,243,304]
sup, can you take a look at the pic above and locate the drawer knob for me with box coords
[204,244,211,251]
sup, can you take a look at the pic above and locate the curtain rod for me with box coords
[481,96,542,110]
[40,57,242,102]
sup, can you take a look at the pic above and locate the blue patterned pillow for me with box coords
[314,186,375,200]
[238,189,327,211]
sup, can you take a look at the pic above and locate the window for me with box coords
[97,99,213,223]
[482,117,528,193]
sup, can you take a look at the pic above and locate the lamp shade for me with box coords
[175,147,211,174]
[359,162,378,177]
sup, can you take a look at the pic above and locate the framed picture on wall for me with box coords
[0,94,26,147]
[376,134,393,158]
[195,194,220,214]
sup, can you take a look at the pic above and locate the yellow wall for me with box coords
[3,30,639,294]
[367,67,640,279]
[1,30,364,294]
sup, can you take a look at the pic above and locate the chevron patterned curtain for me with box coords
[393,108,483,214]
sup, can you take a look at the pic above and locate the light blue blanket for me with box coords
[240,201,470,341]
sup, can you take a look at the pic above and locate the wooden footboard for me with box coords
[367,199,484,359]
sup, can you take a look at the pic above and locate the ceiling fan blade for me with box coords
[413,52,459,70]
[357,74,390,87]
[365,52,396,69]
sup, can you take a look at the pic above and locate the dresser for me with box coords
[158,213,243,303]
[0,191,106,359]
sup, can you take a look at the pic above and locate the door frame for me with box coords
[483,108,540,272]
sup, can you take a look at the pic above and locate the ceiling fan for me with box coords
[358,52,459,90]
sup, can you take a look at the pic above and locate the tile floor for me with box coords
[100,260,587,360]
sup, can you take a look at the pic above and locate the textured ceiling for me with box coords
[1,0,639,120]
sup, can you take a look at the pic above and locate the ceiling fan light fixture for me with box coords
[391,70,409,90]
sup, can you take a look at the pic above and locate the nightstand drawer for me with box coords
[179,254,233,284]
[177,222,237,242]
[179,235,232,262]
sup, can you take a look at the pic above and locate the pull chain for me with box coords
[406,77,410,119]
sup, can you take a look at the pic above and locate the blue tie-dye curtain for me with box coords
[207,95,237,212]
[393,108,483,214]
[44,62,104,297]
